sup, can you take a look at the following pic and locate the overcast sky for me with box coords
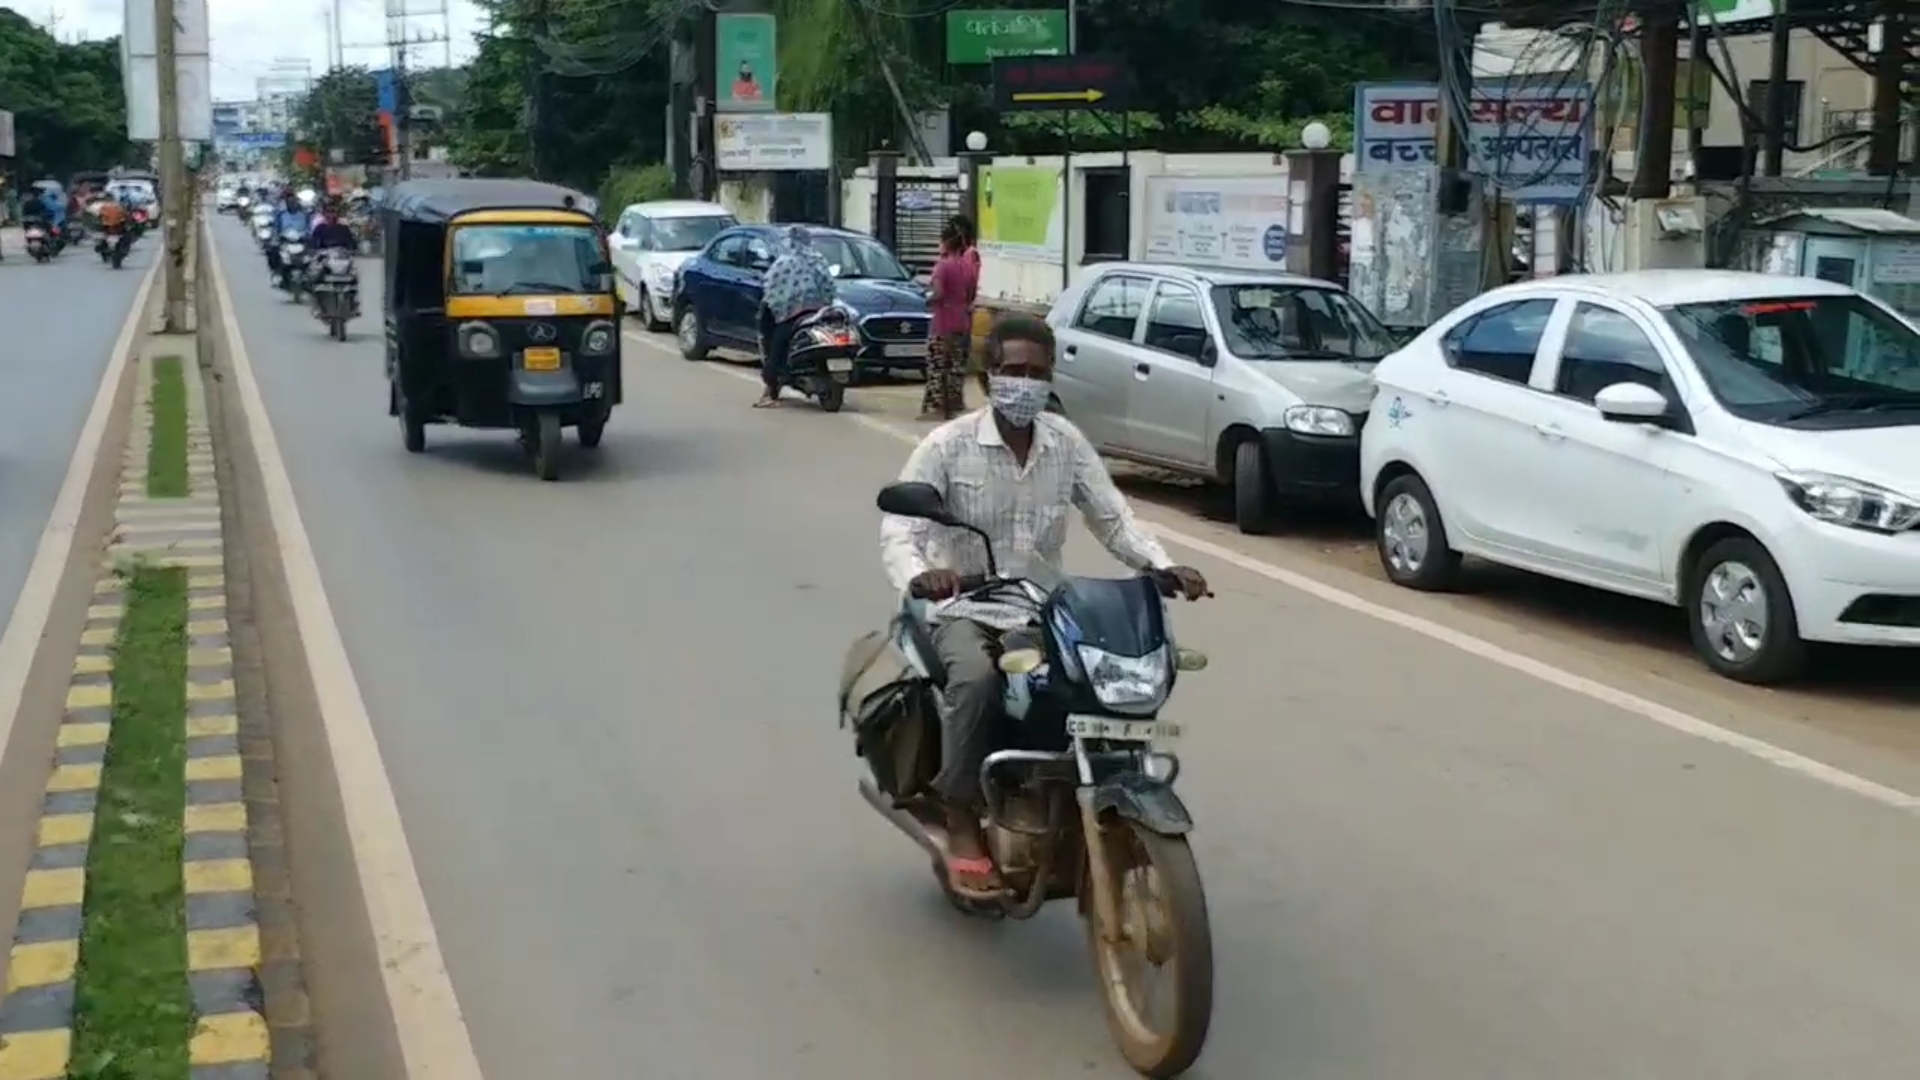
[34,0,484,100]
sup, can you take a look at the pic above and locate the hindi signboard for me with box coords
[715,113,831,171]
[992,54,1132,112]
[1353,80,1592,205]
[946,10,1069,64]
[1142,176,1290,272]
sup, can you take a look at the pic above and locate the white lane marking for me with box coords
[0,260,158,770]
[207,225,488,1077]
[625,328,1920,816]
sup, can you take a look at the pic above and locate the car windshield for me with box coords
[1664,294,1920,424]
[648,215,734,251]
[1211,284,1398,361]
[805,233,910,281]
[450,224,606,295]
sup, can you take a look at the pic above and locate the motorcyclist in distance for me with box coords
[878,314,1211,900]
[267,189,311,281]
[309,199,355,250]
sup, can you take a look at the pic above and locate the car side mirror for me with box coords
[1594,381,1671,423]
[1198,337,1219,366]
[877,481,956,525]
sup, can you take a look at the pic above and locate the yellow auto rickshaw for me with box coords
[382,178,622,480]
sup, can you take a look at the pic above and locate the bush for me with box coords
[598,163,674,222]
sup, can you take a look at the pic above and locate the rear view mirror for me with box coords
[877,481,955,525]
[460,259,483,276]
[1594,382,1670,422]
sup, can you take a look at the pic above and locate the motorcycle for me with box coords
[847,480,1215,1078]
[776,306,861,413]
[308,248,360,340]
[95,224,134,269]
[273,229,310,300]
[24,224,53,263]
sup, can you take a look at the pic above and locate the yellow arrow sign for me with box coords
[1010,89,1105,104]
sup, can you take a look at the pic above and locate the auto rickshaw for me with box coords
[382,178,623,480]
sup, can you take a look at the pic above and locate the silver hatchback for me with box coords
[1045,263,1398,534]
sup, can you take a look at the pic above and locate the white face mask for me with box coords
[988,375,1049,428]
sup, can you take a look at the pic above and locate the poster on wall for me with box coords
[976,164,1062,260]
[1142,176,1290,272]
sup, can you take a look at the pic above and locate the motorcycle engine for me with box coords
[986,791,1051,873]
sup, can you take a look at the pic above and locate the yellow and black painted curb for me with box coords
[0,346,269,1079]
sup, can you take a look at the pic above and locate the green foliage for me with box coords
[599,163,673,218]
[293,66,382,163]
[0,9,136,179]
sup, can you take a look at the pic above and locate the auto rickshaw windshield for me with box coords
[450,223,606,295]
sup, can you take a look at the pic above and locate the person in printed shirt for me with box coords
[755,226,836,408]
[879,314,1211,899]
[921,219,979,421]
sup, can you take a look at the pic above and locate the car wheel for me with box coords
[1374,473,1462,591]
[1687,536,1807,684]
[639,286,667,332]
[1231,439,1281,535]
[676,305,710,360]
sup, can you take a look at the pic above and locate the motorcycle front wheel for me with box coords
[1085,821,1214,1078]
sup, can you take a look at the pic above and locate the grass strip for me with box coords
[69,566,191,1080]
[147,356,188,498]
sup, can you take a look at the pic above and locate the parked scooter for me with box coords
[766,306,861,412]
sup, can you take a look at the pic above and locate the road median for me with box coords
[0,240,279,1080]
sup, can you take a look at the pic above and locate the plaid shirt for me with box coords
[880,409,1173,628]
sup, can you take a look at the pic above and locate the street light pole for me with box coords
[156,0,188,331]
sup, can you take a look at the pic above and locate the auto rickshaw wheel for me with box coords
[529,410,563,481]
[394,383,426,453]
[577,414,606,449]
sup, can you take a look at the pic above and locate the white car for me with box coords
[607,200,737,330]
[1359,270,1920,684]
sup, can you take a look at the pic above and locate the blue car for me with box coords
[670,223,933,374]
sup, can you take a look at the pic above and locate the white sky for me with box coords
[33,0,484,100]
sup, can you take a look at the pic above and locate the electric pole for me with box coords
[156,0,188,331]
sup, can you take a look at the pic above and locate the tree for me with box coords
[0,9,136,179]
[292,66,382,163]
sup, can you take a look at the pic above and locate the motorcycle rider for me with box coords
[308,199,356,251]
[754,225,836,409]
[267,189,311,283]
[878,314,1211,899]
[95,197,130,257]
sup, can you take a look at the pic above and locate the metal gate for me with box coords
[874,175,963,273]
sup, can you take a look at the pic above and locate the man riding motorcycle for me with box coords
[306,201,362,316]
[267,190,311,282]
[94,198,131,261]
[877,314,1211,900]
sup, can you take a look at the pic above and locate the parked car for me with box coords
[607,200,737,330]
[673,223,932,376]
[1360,270,1920,685]
[1046,262,1399,534]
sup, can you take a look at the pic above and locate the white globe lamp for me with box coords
[1300,121,1332,151]
[965,130,989,153]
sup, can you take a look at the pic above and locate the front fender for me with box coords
[1090,772,1193,836]
[508,367,582,407]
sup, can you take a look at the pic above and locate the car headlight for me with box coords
[582,321,616,354]
[1776,471,1920,534]
[1284,404,1356,437]
[1075,644,1171,714]
[457,321,500,357]
[645,265,674,289]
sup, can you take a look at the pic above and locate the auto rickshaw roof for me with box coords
[384,178,596,224]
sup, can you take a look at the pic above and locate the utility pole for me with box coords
[156,0,188,331]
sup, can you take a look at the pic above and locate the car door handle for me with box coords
[1533,423,1564,441]
[1063,345,1077,358]
[1422,390,1450,407]
[1134,362,1151,378]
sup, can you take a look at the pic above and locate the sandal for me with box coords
[945,854,1004,901]
[751,396,781,409]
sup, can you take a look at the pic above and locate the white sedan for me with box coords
[1359,270,1920,684]
[607,200,737,331]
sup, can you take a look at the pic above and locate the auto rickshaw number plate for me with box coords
[524,347,562,371]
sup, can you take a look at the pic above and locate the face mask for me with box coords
[988,375,1049,428]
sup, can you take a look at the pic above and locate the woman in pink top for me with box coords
[921,219,979,420]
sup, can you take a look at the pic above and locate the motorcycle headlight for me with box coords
[457,321,501,358]
[1074,644,1171,714]
[1283,404,1355,437]
[582,321,616,354]
[1777,471,1920,534]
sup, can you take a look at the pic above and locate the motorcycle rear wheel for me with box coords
[816,379,846,413]
[1086,822,1214,1078]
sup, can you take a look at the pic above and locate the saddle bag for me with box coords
[838,629,939,800]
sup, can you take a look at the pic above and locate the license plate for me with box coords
[826,358,854,373]
[884,343,928,359]
[1065,717,1180,742]
[523,347,562,371]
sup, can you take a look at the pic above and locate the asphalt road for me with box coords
[0,228,150,623]
[209,219,1920,1080]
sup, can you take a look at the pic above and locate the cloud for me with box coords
[61,0,484,103]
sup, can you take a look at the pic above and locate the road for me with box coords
[208,218,1920,1080]
[0,230,150,622]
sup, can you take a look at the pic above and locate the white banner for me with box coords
[0,111,13,158]
[1141,175,1292,272]
[121,0,214,142]
[715,113,832,172]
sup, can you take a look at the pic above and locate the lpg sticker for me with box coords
[1387,396,1413,426]
[523,298,558,315]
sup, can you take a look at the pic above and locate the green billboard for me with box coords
[946,10,1069,65]
[716,13,778,113]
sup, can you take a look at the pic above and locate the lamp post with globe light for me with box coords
[960,130,991,246]
[1285,120,1343,280]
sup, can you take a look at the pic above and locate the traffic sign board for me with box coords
[993,54,1132,112]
